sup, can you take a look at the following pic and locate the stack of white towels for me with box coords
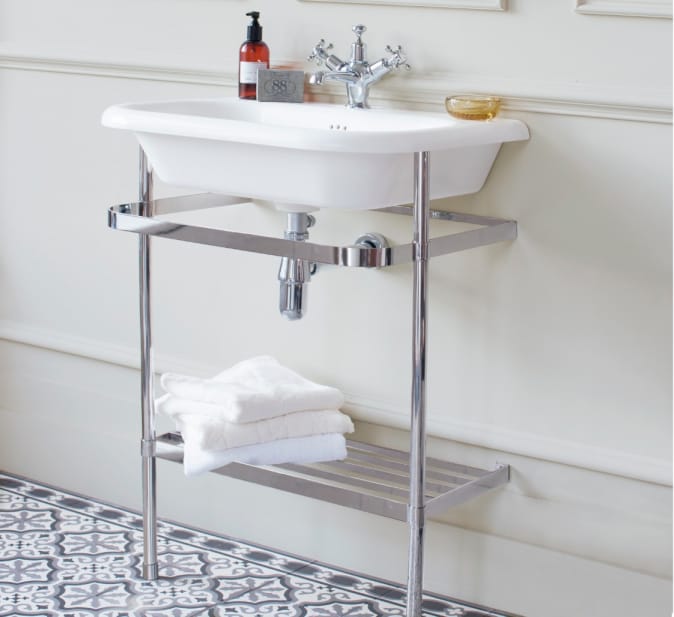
[156,356,354,476]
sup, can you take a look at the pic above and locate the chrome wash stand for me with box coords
[108,148,515,616]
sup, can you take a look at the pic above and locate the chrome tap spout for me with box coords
[309,70,359,86]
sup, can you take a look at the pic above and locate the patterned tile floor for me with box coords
[0,472,517,617]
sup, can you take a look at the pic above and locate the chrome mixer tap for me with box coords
[307,25,410,109]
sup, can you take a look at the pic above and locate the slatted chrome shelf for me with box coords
[156,432,509,522]
[107,193,517,268]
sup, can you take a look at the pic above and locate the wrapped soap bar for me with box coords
[256,69,305,103]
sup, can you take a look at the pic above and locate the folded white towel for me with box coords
[157,394,354,451]
[160,356,344,424]
[182,433,348,476]
[156,395,250,422]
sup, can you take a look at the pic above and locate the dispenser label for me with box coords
[240,61,265,85]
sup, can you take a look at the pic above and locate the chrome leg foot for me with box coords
[142,562,159,580]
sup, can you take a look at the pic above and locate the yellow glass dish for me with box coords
[445,95,501,121]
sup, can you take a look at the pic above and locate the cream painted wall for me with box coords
[0,1,671,616]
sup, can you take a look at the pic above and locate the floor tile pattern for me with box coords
[0,473,515,617]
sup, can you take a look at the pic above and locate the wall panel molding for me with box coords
[0,50,670,124]
[0,52,236,87]
[0,50,671,124]
[370,73,673,123]
[299,0,506,9]
[575,0,672,18]
[0,319,670,487]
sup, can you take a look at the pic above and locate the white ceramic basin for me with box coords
[102,97,528,210]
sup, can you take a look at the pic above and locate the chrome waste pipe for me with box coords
[278,212,315,320]
[139,148,158,581]
[406,151,430,616]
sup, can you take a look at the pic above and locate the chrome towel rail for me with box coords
[108,194,517,268]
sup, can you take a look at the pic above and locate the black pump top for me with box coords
[245,11,263,42]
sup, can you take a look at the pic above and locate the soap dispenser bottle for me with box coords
[239,11,270,100]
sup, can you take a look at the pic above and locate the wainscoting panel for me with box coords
[575,0,672,18]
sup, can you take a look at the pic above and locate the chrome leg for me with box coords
[406,151,430,616]
[139,147,158,581]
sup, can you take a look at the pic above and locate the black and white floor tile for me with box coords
[0,472,515,617]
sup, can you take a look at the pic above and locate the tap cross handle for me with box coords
[385,44,411,70]
[307,39,334,64]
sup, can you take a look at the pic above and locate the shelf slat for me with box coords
[155,433,508,522]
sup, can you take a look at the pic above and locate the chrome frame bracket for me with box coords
[425,464,510,518]
[140,439,156,458]
[113,180,516,599]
